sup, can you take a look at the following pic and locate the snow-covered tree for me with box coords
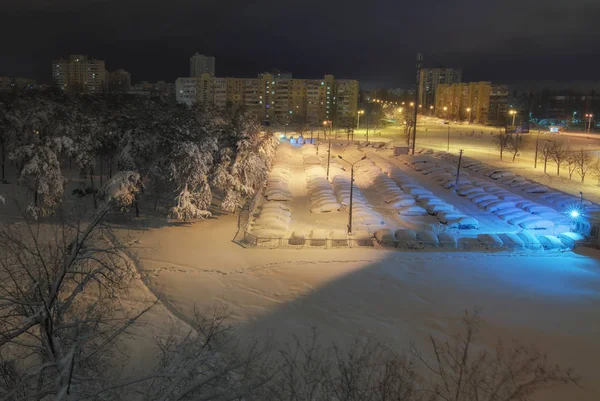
[98,170,144,211]
[11,136,73,218]
[167,140,216,221]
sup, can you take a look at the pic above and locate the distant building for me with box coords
[419,68,462,108]
[0,76,37,92]
[435,81,508,126]
[175,73,359,126]
[190,53,215,77]
[129,81,175,98]
[109,69,131,93]
[52,54,108,94]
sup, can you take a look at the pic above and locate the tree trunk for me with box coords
[89,167,97,209]
[108,156,113,179]
[512,152,517,163]
[1,141,5,181]
[556,164,560,176]
[581,174,585,183]
[544,158,547,173]
[34,190,38,206]
[135,198,140,217]
[99,155,104,187]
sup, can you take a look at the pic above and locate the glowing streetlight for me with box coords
[509,110,517,126]
[585,113,594,133]
[357,109,364,129]
[466,107,472,124]
[410,102,414,107]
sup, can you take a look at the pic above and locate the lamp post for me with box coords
[443,106,448,119]
[323,120,333,140]
[466,107,472,124]
[337,155,367,234]
[585,113,594,133]
[430,105,434,116]
[357,110,364,130]
[509,110,517,127]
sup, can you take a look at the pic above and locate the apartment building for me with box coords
[175,73,359,126]
[190,53,215,77]
[52,54,108,94]
[419,68,462,108]
[435,81,508,125]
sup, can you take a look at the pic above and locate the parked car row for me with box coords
[305,165,341,213]
[249,202,291,239]
[395,156,479,229]
[411,149,567,231]
[328,159,386,228]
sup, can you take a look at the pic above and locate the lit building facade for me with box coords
[419,68,462,108]
[52,54,108,94]
[435,81,508,126]
[175,73,359,126]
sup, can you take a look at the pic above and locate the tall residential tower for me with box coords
[189,53,215,77]
[52,54,108,94]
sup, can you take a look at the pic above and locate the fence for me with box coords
[242,231,375,249]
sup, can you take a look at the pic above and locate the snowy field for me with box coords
[123,212,600,401]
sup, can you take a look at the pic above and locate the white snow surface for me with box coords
[123,213,600,401]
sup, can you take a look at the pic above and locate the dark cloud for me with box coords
[1,0,599,86]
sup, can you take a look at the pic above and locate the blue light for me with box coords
[570,210,580,218]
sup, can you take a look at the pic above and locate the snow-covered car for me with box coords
[516,231,542,250]
[417,230,439,247]
[484,200,517,213]
[375,229,396,246]
[457,186,484,196]
[395,229,420,249]
[477,234,503,248]
[519,219,554,230]
[448,216,479,229]
[468,193,498,203]
[265,191,292,201]
[489,171,515,180]
[536,235,564,250]
[426,204,454,215]
[398,205,427,216]
[437,212,465,224]
[437,232,458,248]
[497,233,525,250]
[310,201,340,213]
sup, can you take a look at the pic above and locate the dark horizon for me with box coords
[3,0,600,88]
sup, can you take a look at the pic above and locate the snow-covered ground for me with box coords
[121,211,600,401]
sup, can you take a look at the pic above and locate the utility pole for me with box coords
[534,134,539,168]
[310,128,314,144]
[366,103,369,141]
[455,149,464,189]
[411,53,422,155]
[447,126,450,151]
[338,155,367,234]
[326,139,331,179]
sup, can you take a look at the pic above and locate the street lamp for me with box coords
[429,105,434,116]
[357,110,364,129]
[323,120,333,139]
[466,107,472,124]
[443,106,448,119]
[337,155,367,234]
[509,110,517,126]
[410,102,414,107]
[585,113,594,133]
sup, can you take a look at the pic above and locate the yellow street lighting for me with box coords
[358,110,364,115]
[398,107,403,112]
[509,110,517,126]
[410,102,414,107]
[430,105,434,109]
[443,106,447,111]
[466,107,471,112]
[419,104,422,108]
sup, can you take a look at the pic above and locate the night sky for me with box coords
[2,0,600,87]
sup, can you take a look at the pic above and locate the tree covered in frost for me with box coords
[212,112,278,212]
[10,136,73,218]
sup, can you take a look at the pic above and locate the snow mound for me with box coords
[477,233,503,248]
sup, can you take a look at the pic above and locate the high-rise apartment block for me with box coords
[435,81,508,125]
[52,55,108,94]
[419,68,462,108]
[190,53,215,77]
[108,69,131,93]
[176,73,359,126]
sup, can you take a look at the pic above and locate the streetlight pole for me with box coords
[534,133,539,169]
[326,139,331,180]
[411,53,422,155]
[466,107,472,124]
[509,110,517,127]
[447,126,450,151]
[338,155,367,234]
[455,149,464,189]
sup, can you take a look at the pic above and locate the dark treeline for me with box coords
[0,90,278,219]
